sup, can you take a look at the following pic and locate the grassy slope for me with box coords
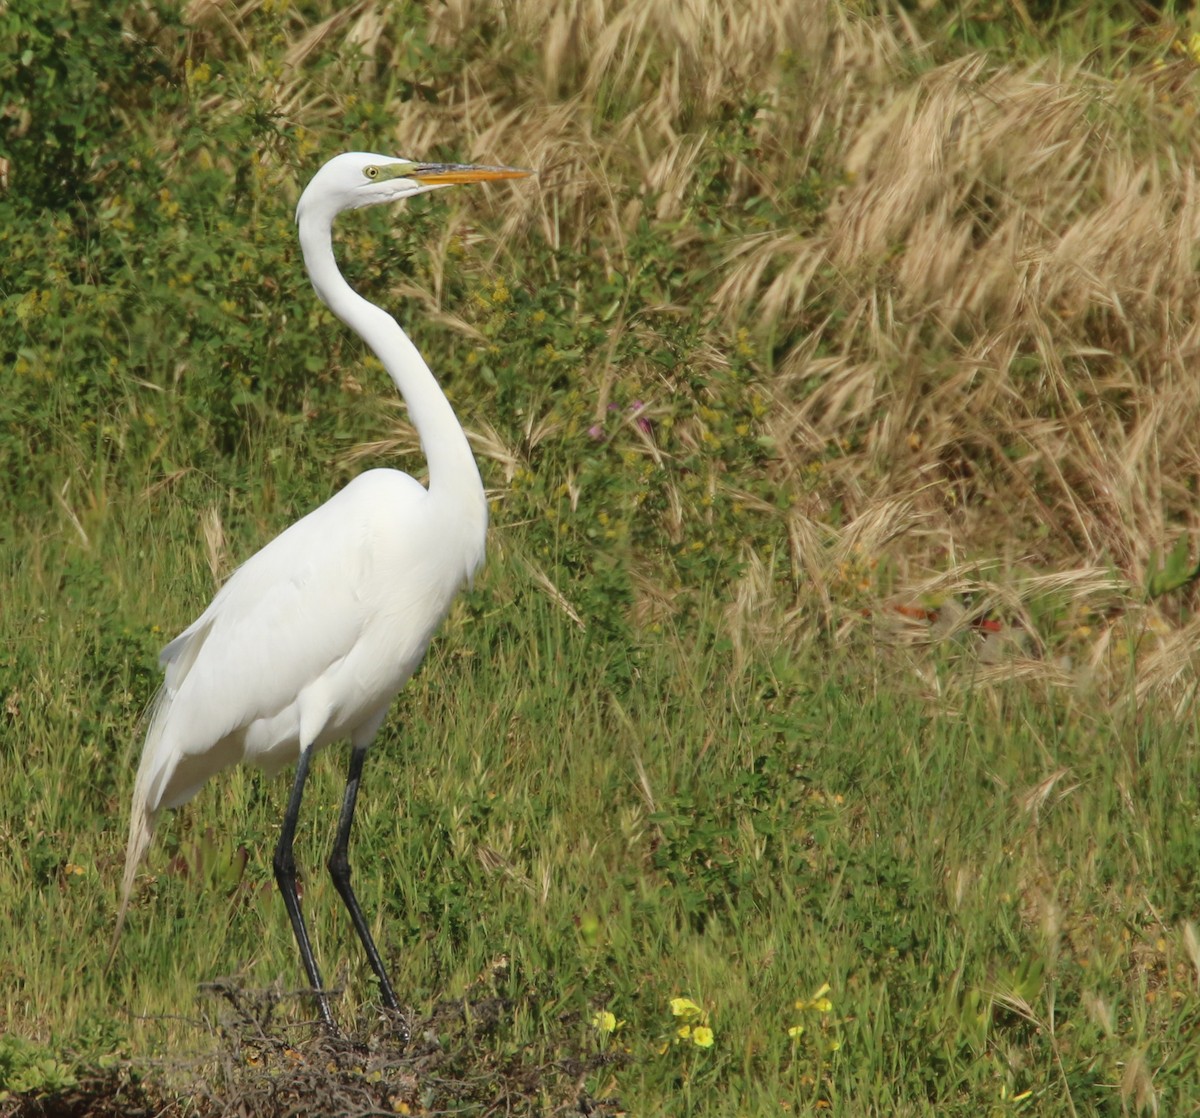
[2,0,1199,1113]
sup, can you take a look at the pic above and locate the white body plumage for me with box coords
[137,467,485,815]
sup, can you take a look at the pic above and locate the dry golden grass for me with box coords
[161,0,1200,700]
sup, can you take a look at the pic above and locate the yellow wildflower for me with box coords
[670,996,705,1022]
[592,1010,618,1033]
[795,983,833,1013]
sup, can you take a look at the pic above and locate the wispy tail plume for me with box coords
[108,688,171,971]
[108,803,156,969]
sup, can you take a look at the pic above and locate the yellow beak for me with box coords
[409,163,534,185]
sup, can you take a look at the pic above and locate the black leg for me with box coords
[327,743,404,1026]
[273,744,336,1032]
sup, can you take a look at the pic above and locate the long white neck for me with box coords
[297,211,486,530]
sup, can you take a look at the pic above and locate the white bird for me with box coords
[114,152,532,1032]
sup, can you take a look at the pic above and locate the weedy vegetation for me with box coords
[2,0,1200,1114]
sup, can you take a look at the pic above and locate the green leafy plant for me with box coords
[1146,535,1200,599]
[0,1035,76,1098]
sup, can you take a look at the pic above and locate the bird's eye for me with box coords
[364,165,380,180]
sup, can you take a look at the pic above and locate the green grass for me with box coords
[4,0,1200,1113]
[4,496,1199,1112]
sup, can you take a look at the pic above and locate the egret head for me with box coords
[296,151,532,226]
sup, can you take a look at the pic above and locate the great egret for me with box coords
[114,152,532,1032]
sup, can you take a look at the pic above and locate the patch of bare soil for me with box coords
[5,982,626,1118]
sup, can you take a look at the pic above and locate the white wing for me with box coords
[115,466,485,953]
[136,467,476,816]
